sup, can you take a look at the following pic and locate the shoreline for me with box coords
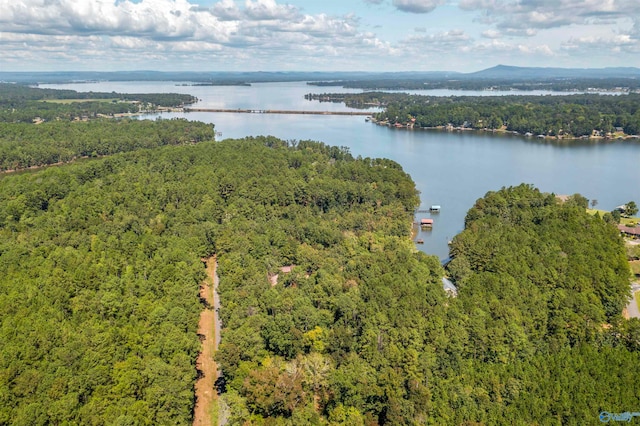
[367,118,640,142]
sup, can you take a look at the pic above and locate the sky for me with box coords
[1,0,639,73]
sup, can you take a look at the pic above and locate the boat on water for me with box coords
[420,218,434,229]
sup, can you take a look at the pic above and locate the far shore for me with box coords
[367,118,640,142]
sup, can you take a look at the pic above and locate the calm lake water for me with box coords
[42,82,640,260]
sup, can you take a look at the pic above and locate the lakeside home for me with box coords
[369,117,640,141]
[618,224,640,238]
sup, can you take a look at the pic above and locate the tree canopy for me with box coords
[0,83,197,123]
[307,92,640,137]
[0,118,215,171]
[0,119,637,424]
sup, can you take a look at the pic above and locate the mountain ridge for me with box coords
[2,65,639,84]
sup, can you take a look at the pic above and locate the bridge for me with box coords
[185,108,371,116]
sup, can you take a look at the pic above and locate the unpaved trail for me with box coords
[625,282,640,320]
[193,256,220,426]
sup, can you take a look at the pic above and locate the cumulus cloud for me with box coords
[481,29,501,39]
[459,0,637,35]
[401,29,471,55]
[244,0,300,21]
[470,38,555,57]
[1,0,638,71]
[458,0,502,11]
[211,0,243,21]
[1,0,235,40]
[562,34,639,54]
[0,0,397,70]
[393,0,445,13]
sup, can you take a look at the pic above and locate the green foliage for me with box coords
[0,123,637,424]
[624,201,638,217]
[435,184,639,424]
[312,91,640,137]
[0,136,435,424]
[0,119,215,171]
[0,83,197,123]
[307,76,640,92]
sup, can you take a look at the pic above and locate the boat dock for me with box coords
[184,108,371,116]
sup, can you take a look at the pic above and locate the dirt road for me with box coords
[193,256,220,426]
[625,282,640,320]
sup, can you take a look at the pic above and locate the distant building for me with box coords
[420,218,434,228]
[618,225,640,237]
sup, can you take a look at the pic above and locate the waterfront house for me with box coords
[618,225,640,238]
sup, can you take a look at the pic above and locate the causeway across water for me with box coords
[185,108,371,116]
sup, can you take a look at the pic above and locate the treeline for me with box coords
[0,118,215,171]
[307,77,640,92]
[0,137,426,424]
[0,131,638,424]
[324,92,640,137]
[216,183,640,424]
[438,186,640,423]
[0,83,197,122]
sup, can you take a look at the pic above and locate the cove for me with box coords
[41,81,640,260]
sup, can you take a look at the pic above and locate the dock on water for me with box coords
[420,218,434,229]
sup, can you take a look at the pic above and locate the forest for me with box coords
[0,83,196,123]
[306,92,640,138]
[0,110,638,424]
[0,119,215,172]
[307,77,640,92]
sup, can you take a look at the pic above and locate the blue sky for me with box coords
[1,0,638,72]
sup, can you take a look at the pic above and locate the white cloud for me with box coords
[0,0,638,71]
[481,29,501,39]
[0,0,236,40]
[400,29,471,57]
[0,0,397,70]
[392,0,444,14]
[562,33,640,55]
[211,0,243,21]
[458,0,638,35]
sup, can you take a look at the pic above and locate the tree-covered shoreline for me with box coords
[306,92,640,139]
[0,83,197,123]
[0,100,638,423]
[307,77,640,92]
[0,119,215,172]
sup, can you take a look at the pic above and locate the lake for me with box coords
[41,82,640,260]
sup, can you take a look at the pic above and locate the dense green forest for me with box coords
[307,77,640,92]
[0,135,427,424]
[0,83,196,123]
[217,184,640,425]
[306,92,640,137]
[0,119,215,171]
[0,113,638,424]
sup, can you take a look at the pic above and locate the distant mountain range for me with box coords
[1,65,638,84]
[0,70,460,84]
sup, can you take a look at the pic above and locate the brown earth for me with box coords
[193,256,219,426]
